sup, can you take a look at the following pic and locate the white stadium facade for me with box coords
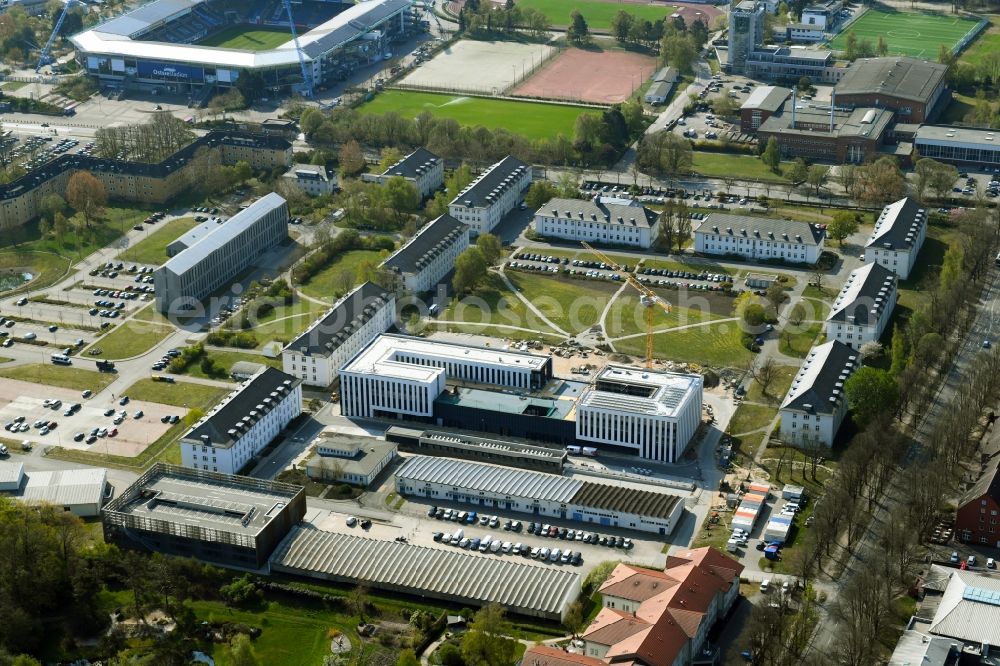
[69,0,414,94]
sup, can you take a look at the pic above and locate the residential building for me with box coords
[834,56,949,123]
[0,462,108,517]
[154,192,288,313]
[863,197,927,279]
[779,340,859,447]
[102,463,306,568]
[533,196,660,249]
[785,23,826,42]
[180,367,303,475]
[305,432,396,486]
[380,214,470,293]
[281,163,337,196]
[644,66,679,105]
[740,85,791,133]
[395,455,686,535]
[914,125,1000,169]
[728,0,765,74]
[956,455,1000,547]
[801,0,843,29]
[524,547,744,666]
[281,281,395,387]
[825,262,897,347]
[362,147,444,198]
[448,156,531,236]
[693,213,826,264]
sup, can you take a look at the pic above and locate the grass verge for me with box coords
[0,363,116,392]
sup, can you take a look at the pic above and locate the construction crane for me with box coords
[36,0,78,73]
[581,241,671,369]
[281,0,313,97]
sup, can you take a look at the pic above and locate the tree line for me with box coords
[95,113,196,163]
[457,0,549,37]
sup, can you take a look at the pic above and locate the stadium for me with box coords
[68,0,415,98]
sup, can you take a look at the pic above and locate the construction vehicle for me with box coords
[581,241,671,369]
[36,0,78,72]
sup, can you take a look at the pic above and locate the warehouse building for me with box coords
[740,85,790,133]
[863,197,927,279]
[363,147,444,198]
[380,214,470,293]
[0,462,108,517]
[385,426,566,474]
[282,164,337,197]
[693,213,826,264]
[281,282,395,388]
[533,196,660,249]
[826,262,897,348]
[154,192,288,313]
[395,455,687,535]
[103,463,306,568]
[305,432,397,487]
[180,367,302,475]
[448,156,532,236]
[833,56,949,123]
[779,340,859,447]
[271,526,581,621]
[913,125,1000,169]
[644,66,679,105]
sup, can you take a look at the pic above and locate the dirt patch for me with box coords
[512,48,657,104]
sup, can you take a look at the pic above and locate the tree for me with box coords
[845,31,858,60]
[39,193,65,221]
[299,107,324,135]
[525,180,558,210]
[396,650,420,666]
[859,340,883,363]
[876,35,889,56]
[611,9,633,42]
[636,131,692,180]
[567,10,589,45]
[661,32,697,74]
[461,604,516,666]
[453,246,488,294]
[378,147,403,173]
[787,158,808,184]
[384,176,421,223]
[65,171,107,226]
[564,601,585,637]
[476,233,503,265]
[844,366,899,428]
[889,325,907,376]
[764,281,786,311]
[675,213,691,253]
[735,291,767,327]
[749,356,778,396]
[761,137,781,174]
[856,157,906,208]
[338,140,366,178]
[806,164,829,196]
[827,210,860,246]
[229,634,261,666]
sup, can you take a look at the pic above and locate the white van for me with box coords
[479,535,492,552]
[760,579,770,593]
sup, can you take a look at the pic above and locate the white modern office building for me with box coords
[448,156,532,236]
[533,196,660,249]
[779,341,859,447]
[380,214,469,293]
[181,367,302,474]
[281,282,396,388]
[694,214,825,264]
[363,147,444,198]
[395,455,686,535]
[154,192,288,313]
[914,125,1000,169]
[576,366,703,463]
[825,262,897,348]
[282,164,337,196]
[864,197,927,279]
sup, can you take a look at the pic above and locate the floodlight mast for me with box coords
[282,0,314,97]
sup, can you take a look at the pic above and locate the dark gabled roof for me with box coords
[780,341,859,415]
[539,197,659,229]
[698,213,826,246]
[571,481,682,520]
[285,281,393,358]
[450,155,529,209]
[866,197,927,251]
[962,455,1000,507]
[381,147,441,180]
[835,57,947,104]
[183,368,300,449]
[827,262,896,327]
[381,214,468,275]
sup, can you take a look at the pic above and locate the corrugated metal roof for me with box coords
[19,467,106,508]
[271,526,580,618]
[0,461,24,487]
[396,456,581,503]
[929,569,1000,645]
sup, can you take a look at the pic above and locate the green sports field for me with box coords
[196,25,291,50]
[358,90,597,140]
[828,9,981,58]
[517,0,678,28]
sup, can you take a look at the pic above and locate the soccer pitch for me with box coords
[357,91,597,140]
[196,26,291,50]
[517,0,678,29]
[828,10,981,58]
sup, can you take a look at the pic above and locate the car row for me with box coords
[432,530,584,565]
[528,522,634,549]
[151,348,181,372]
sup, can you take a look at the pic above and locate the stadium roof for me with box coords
[95,0,202,38]
[865,197,927,251]
[780,341,859,415]
[696,213,825,246]
[827,262,896,327]
[835,57,947,104]
[285,282,394,358]
[382,214,468,275]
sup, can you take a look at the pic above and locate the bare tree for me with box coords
[748,357,778,397]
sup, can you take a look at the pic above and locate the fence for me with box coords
[954,16,989,56]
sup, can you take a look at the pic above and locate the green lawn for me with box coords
[0,250,71,294]
[196,25,291,50]
[120,378,228,409]
[2,205,150,258]
[960,16,1000,65]
[178,350,281,380]
[1,81,29,91]
[297,249,385,301]
[828,9,981,58]
[605,293,725,338]
[132,304,172,324]
[0,363,116,392]
[517,0,678,28]
[744,363,798,404]
[617,319,754,368]
[118,217,200,265]
[432,321,565,343]
[692,152,791,183]
[248,300,330,344]
[779,321,823,358]
[728,402,778,436]
[358,91,597,140]
[85,321,174,359]
[441,273,562,336]
[508,272,619,335]
[800,297,830,320]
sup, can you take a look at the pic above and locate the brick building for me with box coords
[833,57,949,123]
[956,455,1000,548]
[756,97,893,163]
[740,85,790,133]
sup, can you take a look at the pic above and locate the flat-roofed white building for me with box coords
[282,282,395,388]
[864,197,927,279]
[826,262,897,348]
[0,462,108,517]
[533,196,660,249]
[181,367,302,475]
[694,213,825,264]
[576,366,703,463]
[282,163,337,196]
[363,147,444,198]
[381,214,469,293]
[779,341,859,447]
[448,156,532,236]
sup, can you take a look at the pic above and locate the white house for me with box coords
[380,214,469,293]
[825,262,897,348]
[180,368,302,474]
[694,213,825,264]
[533,196,660,249]
[0,462,108,517]
[864,197,927,279]
[786,23,825,42]
[362,147,444,198]
[305,432,397,486]
[779,341,859,447]
[282,282,395,388]
[448,156,532,236]
[282,163,337,196]
[644,66,678,105]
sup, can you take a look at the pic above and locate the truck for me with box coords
[581,447,598,457]
[96,359,116,372]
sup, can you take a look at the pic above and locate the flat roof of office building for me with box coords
[916,125,1000,145]
[0,462,106,508]
[435,385,578,420]
[285,281,393,358]
[758,102,893,141]
[581,366,701,419]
